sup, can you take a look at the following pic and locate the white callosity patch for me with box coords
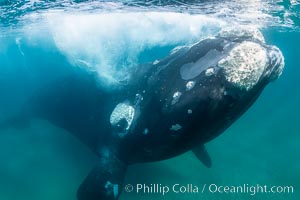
[171,91,182,105]
[186,81,196,91]
[170,124,182,131]
[110,103,135,131]
[205,68,215,76]
[267,46,285,81]
[218,41,267,90]
[187,109,193,114]
[218,27,265,43]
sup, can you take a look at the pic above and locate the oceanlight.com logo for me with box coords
[124,183,294,196]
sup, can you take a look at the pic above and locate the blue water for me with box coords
[0,0,299,200]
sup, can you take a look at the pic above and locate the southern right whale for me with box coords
[0,29,284,200]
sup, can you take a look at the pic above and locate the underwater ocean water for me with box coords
[0,0,299,199]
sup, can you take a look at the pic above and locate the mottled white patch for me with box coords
[170,124,182,131]
[187,109,193,114]
[205,68,215,76]
[110,103,135,131]
[171,91,182,105]
[218,41,267,90]
[218,27,265,43]
[143,128,149,135]
[186,81,195,91]
[267,46,285,81]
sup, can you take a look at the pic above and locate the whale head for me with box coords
[111,29,284,163]
[216,29,284,91]
[147,28,285,145]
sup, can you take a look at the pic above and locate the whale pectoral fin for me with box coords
[77,156,127,200]
[192,145,212,168]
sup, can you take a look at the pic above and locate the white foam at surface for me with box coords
[23,11,225,87]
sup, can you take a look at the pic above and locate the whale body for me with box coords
[0,30,284,200]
